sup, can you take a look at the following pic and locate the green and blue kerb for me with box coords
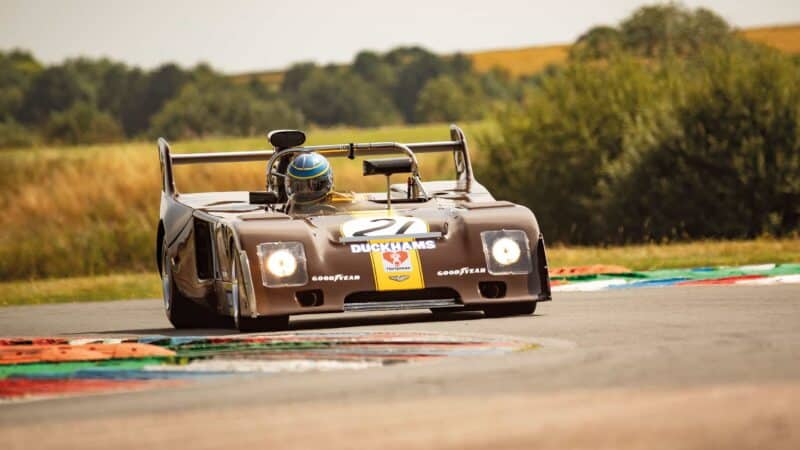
[0,332,533,401]
[551,263,800,292]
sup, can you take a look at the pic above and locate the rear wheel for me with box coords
[230,249,289,333]
[482,301,537,318]
[161,239,218,328]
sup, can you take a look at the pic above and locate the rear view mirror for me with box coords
[268,130,306,149]
[363,158,413,176]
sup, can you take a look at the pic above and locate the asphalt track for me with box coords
[1,284,799,449]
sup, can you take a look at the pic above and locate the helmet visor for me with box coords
[286,169,333,203]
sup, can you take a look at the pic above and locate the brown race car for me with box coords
[156,125,551,331]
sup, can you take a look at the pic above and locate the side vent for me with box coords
[194,219,214,280]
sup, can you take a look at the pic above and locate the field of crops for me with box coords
[468,44,570,77]
[0,122,491,281]
[740,24,800,54]
[466,24,800,77]
[230,24,800,84]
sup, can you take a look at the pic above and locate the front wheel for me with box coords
[161,239,219,328]
[482,301,537,318]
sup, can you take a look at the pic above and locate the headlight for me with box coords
[266,250,297,277]
[257,242,308,287]
[491,237,521,266]
[481,230,532,275]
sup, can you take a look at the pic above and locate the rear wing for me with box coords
[158,124,474,197]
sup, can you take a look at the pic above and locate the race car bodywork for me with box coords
[157,125,551,331]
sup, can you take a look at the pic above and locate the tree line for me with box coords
[0,45,524,147]
[478,3,800,243]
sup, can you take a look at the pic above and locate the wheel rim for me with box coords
[161,245,172,315]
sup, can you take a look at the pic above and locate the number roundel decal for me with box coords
[341,216,428,238]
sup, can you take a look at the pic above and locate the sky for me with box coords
[1,0,798,74]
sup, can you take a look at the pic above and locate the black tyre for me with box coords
[161,239,218,328]
[482,301,537,318]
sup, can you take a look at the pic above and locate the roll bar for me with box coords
[158,124,474,197]
[264,141,425,199]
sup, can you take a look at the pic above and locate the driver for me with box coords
[286,152,353,214]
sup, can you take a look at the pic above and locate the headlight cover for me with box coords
[256,242,308,287]
[481,230,532,275]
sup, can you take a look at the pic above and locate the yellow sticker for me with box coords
[368,238,425,291]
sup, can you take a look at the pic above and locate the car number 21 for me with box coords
[341,216,428,237]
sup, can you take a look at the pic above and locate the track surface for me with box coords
[2,285,799,449]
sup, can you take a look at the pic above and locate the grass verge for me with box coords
[0,273,161,307]
[2,237,797,307]
[547,237,800,271]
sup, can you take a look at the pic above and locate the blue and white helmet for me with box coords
[286,153,333,204]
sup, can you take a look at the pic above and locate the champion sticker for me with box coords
[382,251,412,272]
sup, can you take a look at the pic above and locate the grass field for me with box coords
[0,122,491,281]
[2,237,798,306]
[0,273,161,306]
[548,237,800,271]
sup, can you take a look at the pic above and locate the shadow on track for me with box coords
[81,310,493,336]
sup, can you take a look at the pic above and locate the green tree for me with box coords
[449,52,473,77]
[480,67,521,102]
[570,26,623,60]
[20,66,94,124]
[480,21,799,245]
[620,3,731,58]
[352,51,396,91]
[62,57,142,123]
[281,62,318,95]
[387,47,447,122]
[134,64,191,133]
[415,75,486,122]
[296,70,400,126]
[0,118,36,148]
[0,50,41,119]
[44,102,123,145]
[117,68,148,136]
[150,81,305,139]
[478,56,671,243]
[601,46,800,240]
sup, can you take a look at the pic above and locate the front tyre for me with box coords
[161,239,217,328]
[482,301,537,318]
